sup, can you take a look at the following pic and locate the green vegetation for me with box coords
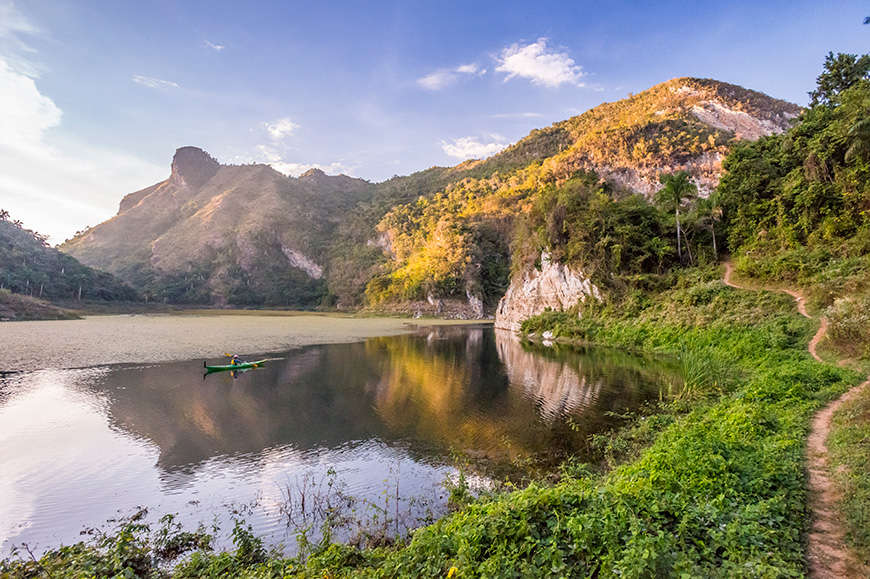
[828,382,870,567]
[0,211,137,313]
[2,273,858,577]
[4,57,868,577]
[60,78,796,311]
[0,288,79,321]
[365,77,791,310]
[718,55,870,315]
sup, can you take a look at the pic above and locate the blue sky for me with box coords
[1,0,868,244]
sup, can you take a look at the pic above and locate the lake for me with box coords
[0,325,677,555]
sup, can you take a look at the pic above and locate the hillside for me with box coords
[0,213,136,308]
[62,147,375,307]
[61,78,800,310]
[366,77,800,311]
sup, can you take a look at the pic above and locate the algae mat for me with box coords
[0,313,487,371]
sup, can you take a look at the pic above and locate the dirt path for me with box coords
[723,262,861,578]
[723,262,823,361]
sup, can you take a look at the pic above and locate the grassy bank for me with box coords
[1,270,862,578]
[0,289,80,321]
[828,381,870,574]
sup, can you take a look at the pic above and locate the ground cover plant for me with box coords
[828,381,870,571]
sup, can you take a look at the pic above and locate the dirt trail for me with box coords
[722,262,863,578]
[723,262,823,361]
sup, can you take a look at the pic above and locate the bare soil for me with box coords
[723,262,864,577]
[0,312,486,372]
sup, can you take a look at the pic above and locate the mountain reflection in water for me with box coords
[0,325,676,554]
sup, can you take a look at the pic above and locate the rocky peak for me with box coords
[298,168,327,181]
[169,146,221,190]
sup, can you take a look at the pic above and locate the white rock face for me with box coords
[494,252,600,332]
[690,101,796,141]
[281,246,323,279]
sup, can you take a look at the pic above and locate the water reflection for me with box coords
[0,325,677,555]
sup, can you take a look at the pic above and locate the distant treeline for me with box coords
[0,211,137,302]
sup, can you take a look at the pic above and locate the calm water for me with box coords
[0,326,677,554]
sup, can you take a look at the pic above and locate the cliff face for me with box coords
[494,252,600,332]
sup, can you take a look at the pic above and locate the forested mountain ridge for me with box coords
[60,77,799,310]
[366,78,800,311]
[0,212,136,319]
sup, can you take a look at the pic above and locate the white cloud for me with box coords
[236,146,353,178]
[496,38,585,88]
[417,63,483,91]
[0,58,61,147]
[488,112,546,119]
[263,117,299,141]
[203,40,224,51]
[440,136,509,160]
[270,161,352,177]
[132,75,179,89]
[0,4,164,243]
[0,0,43,77]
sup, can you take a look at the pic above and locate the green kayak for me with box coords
[204,359,267,373]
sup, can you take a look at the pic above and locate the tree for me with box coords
[694,192,723,260]
[846,116,870,163]
[808,52,870,106]
[655,172,697,262]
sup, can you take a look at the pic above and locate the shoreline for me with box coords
[0,312,491,372]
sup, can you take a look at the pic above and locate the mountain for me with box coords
[62,147,374,306]
[61,77,800,311]
[366,78,801,313]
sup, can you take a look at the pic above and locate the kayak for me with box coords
[204,359,267,373]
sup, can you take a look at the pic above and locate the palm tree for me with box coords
[846,117,870,163]
[695,193,723,261]
[655,172,697,262]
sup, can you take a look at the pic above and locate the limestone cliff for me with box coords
[494,252,600,332]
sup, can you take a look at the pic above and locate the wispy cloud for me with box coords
[132,75,179,89]
[496,38,585,88]
[440,135,509,159]
[417,63,484,91]
[0,57,164,242]
[241,145,353,177]
[263,117,299,141]
[0,4,164,242]
[0,0,44,77]
[488,112,547,119]
[271,160,353,177]
[203,40,224,51]
[0,58,61,147]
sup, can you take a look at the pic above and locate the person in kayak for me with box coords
[231,354,246,366]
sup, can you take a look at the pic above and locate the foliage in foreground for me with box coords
[2,271,860,578]
[828,380,870,570]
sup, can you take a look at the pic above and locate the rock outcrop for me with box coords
[494,252,600,332]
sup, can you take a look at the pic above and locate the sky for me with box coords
[0,0,868,244]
